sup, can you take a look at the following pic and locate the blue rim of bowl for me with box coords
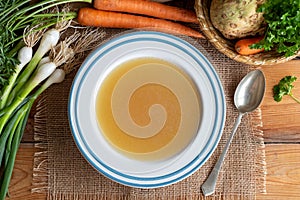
[68,31,226,188]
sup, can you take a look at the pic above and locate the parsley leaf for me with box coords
[273,76,300,104]
[252,0,300,57]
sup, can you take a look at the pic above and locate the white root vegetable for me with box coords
[42,69,65,90]
[0,46,33,109]
[37,56,51,68]
[30,69,66,101]
[35,29,60,57]
[17,47,33,68]
[47,69,65,85]
[29,62,57,87]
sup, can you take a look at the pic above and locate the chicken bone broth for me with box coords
[95,57,201,161]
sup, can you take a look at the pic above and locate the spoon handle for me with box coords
[201,112,244,196]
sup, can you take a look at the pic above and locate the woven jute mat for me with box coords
[31,32,266,199]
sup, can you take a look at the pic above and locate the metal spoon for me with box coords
[201,69,266,196]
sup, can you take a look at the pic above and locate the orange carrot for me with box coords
[77,7,204,38]
[93,0,198,23]
[235,36,264,55]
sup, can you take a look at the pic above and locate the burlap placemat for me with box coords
[31,31,266,199]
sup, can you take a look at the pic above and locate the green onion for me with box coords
[0,67,65,199]
[0,99,32,200]
[7,29,60,104]
[0,46,32,109]
[0,1,98,198]
[0,0,91,90]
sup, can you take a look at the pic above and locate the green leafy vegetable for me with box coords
[251,0,300,57]
[0,1,90,199]
[273,76,300,104]
[0,0,90,91]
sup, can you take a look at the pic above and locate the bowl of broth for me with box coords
[68,31,226,188]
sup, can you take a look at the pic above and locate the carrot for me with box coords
[93,0,198,23]
[77,7,204,38]
[235,36,265,55]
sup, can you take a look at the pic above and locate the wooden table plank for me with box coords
[257,144,300,200]
[6,144,46,200]
[7,143,300,199]
[261,60,300,142]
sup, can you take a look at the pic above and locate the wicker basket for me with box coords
[194,0,299,66]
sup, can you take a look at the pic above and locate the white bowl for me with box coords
[68,31,226,188]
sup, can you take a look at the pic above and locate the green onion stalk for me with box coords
[0,0,95,199]
[0,100,32,200]
[0,68,65,200]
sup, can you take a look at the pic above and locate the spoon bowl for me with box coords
[234,70,266,113]
[201,69,266,196]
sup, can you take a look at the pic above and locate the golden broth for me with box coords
[96,57,201,160]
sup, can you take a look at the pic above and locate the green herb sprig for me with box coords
[273,76,300,104]
[252,0,300,57]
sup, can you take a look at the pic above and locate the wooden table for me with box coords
[6,60,300,199]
